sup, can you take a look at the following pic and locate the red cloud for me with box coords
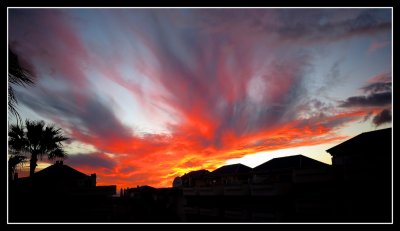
[62,108,370,189]
[368,40,390,53]
[9,9,391,190]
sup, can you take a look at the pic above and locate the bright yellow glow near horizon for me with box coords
[225,121,392,168]
[225,142,335,168]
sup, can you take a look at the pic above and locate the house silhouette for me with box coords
[254,154,328,172]
[10,161,116,222]
[176,128,391,222]
[13,160,116,196]
[327,128,391,172]
[9,128,391,222]
[326,128,392,222]
[30,160,96,190]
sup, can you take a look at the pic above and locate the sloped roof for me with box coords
[211,163,252,176]
[181,169,210,179]
[326,128,391,156]
[253,155,328,173]
[126,185,155,191]
[34,162,89,180]
[138,185,156,190]
[134,185,156,193]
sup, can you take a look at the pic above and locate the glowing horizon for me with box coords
[8,8,392,189]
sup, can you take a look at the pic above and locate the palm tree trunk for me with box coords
[29,154,38,177]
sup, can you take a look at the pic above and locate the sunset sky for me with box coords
[8,8,392,189]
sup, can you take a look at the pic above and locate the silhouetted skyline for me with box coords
[10,127,391,222]
[8,8,392,189]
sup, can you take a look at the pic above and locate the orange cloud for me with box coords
[9,9,391,191]
[59,108,372,190]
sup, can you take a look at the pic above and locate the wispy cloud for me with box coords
[368,40,390,53]
[339,73,391,108]
[339,92,391,108]
[339,73,392,128]
[373,108,391,127]
[67,152,117,171]
[9,8,392,188]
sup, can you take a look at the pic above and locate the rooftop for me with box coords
[253,154,329,173]
[326,128,391,156]
[211,163,252,176]
[33,161,92,180]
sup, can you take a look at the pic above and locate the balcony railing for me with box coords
[199,207,220,217]
[197,186,223,196]
[223,185,250,196]
[250,183,292,196]
[182,187,197,196]
[183,206,199,215]
[223,209,249,220]
[251,211,277,222]
[293,168,333,183]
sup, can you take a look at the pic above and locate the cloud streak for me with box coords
[340,72,392,108]
[339,72,392,129]
[373,109,391,127]
[339,92,391,108]
[9,8,392,188]
[67,153,117,171]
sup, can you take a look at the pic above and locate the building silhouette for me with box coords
[9,128,391,222]
[116,185,183,221]
[176,128,392,222]
[9,161,116,222]
[178,155,333,222]
[326,127,392,222]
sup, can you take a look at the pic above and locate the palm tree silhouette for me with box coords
[8,155,26,181]
[8,48,34,122]
[8,119,28,181]
[8,120,69,177]
[8,48,35,179]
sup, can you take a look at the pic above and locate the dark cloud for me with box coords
[191,9,390,47]
[362,82,392,94]
[320,116,357,129]
[120,166,135,174]
[9,9,391,188]
[339,76,392,130]
[15,86,132,140]
[12,9,389,151]
[339,75,392,127]
[339,92,391,108]
[78,97,132,139]
[67,153,117,170]
[273,9,391,44]
[373,109,391,126]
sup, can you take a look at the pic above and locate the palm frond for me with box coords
[8,86,22,122]
[8,155,27,174]
[8,48,34,121]
[8,48,34,86]
[8,123,28,153]
[48,148,68,161]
